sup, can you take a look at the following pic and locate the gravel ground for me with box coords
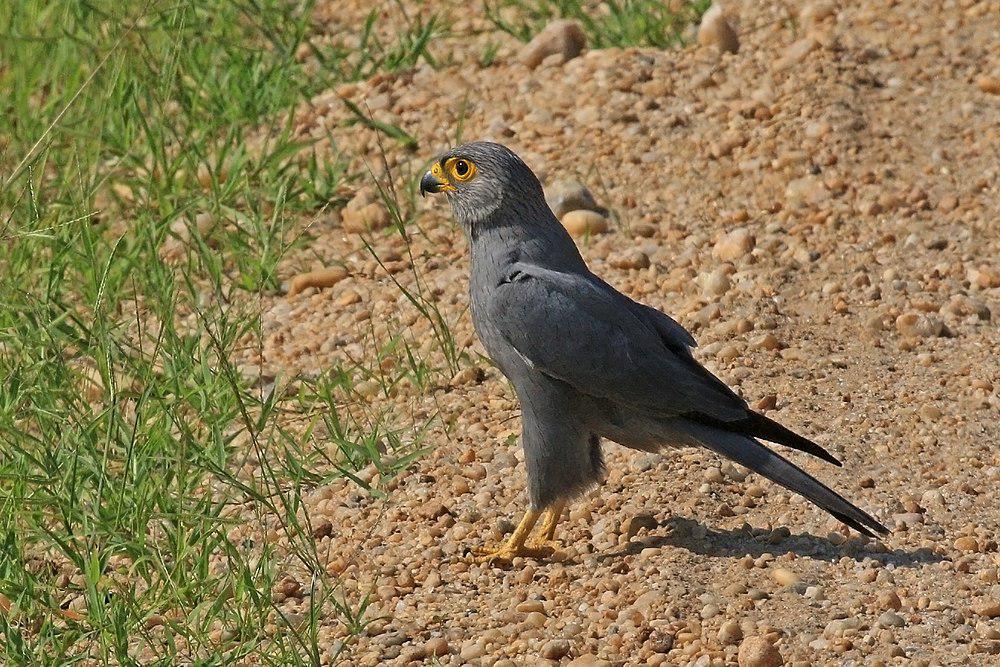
[234,1,999,664]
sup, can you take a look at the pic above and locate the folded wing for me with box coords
[489,263,749,423]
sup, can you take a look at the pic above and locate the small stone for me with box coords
[755,394,778,411]
[718,619,743,644]
[460,641,485,660]
[516,600,546,614]
[561,210,609,237]
[704,467,724,483]
[954,536,978,552]
[974,602,1000,619]
[967,264,1000,289]
[425,637,449,657]
[738,636,783,667]
[784,175,828,206]
[713,228,756,261]
[805,586,826,601]
[877,611,905,628]
[895,312,944,338]
[337,290,362,307]
[801,1,836,27]
[753,333,781,351]
[609,249,651,270]
[546,180,604,219]
[772,567,800,587]
[342,191,390,233]
[567,655,610,667]
[698,3,739,54]
[287,266,348,296]
[977,76,1000,95]
[919,404,942,421]
[699,269,731,298]
[520,20,587,69]
[541,638,571,660]
[878,590,902,611]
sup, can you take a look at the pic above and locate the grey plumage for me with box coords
[421,141,887,550]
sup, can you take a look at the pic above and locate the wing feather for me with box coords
[489,264,748,422]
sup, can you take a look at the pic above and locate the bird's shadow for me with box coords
[596,517,943,568]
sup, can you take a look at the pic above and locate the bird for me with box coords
[420,141,888,564]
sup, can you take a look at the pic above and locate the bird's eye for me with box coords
[447,157,477,182]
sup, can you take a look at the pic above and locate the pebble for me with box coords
[804,585,826,601]
[698,3,739,54]
[287,266,348,296]
[520,20,587,69]
[772,567,800,587]
[877,611,905,628]
[561,210,609,236]
[953,536,978,552]
[877,590,902,611]
[516,599,546,614]
[540,638,571,660]
[738,636,783,667]
[895,312,944,338]
[609,249,651,270]
[713,228,755,261]
[699,269,731,298]
[704,467,724,483]
[460,641,485,660]
[977,76,1000,95]
[424,637,449,656]
[801,1,837,27]
[718,619,743,644]
[974,602,1000,618]
[546,180,604,219]
[341,190,390,232]
[752,333,781,351]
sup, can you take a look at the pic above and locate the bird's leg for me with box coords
[475,508,555,564]
[527,499,566,549]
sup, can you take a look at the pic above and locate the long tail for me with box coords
[680,420,888,537]
[692,411,842,467]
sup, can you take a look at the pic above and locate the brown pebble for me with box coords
[288,266,348,296]
[520,20,586,69]
[425,637,449,657]
[953,536,978,552]
[561,210,609,237]
[974,602,1000,618]
[541,638,571,659]
[977,76,1000,94]
[698,3,739,54]
[738,635,783,667]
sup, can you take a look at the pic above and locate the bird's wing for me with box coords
[488,263,748,422]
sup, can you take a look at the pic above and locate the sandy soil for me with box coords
[234,1,999,664]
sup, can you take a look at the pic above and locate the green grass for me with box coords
[0,1,442,664]
[0,0,712,662]
[486,0,711,48]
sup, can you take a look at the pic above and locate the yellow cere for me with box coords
[429,162,456,192]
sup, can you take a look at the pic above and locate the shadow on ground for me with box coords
[598,516,944,568]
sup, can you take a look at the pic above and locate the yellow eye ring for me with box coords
[445,157,477,182]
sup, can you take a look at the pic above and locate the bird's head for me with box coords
[420,141,546,227]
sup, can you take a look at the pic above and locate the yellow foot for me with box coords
[474,543,554,565]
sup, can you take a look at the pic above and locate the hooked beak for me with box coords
[419,163,456,197]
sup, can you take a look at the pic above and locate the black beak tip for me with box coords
[419,171,438,198]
